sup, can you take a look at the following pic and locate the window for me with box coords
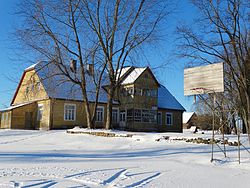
[166,113,173,126]
[142,109,150,122]
[134,88,143,96]
[120,110,126,122]
[127,109,133,121]
[96,106,104,122]
[134,109,142,122]
[112,108,119,123]
[1,113,5,124]
[151,89,157,97]
[64,104,76,121]
[157,112,162,125]
[149,110,157,123]
[126,87,134,95]
[5,113,8,122]
[37,104,43,121]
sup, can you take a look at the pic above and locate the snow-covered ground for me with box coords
[0,129,249,188]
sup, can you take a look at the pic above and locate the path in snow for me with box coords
[0,130,249,188]
[0,166,162,187]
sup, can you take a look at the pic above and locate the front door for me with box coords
[25,112,33,129]
[119,110,126,129]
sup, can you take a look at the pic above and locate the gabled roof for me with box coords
[12,61,110,104]
[116,66,133,81]
[121,67,147,84]
[119,66,160,86]
[183,112,196,124]
[11,62,185,112]
[158,85,185,111]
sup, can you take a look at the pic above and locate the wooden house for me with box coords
[0,61,185,132]
[182,112,197,129]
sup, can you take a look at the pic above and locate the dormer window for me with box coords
[127,87,134,95]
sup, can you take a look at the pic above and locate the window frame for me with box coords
[64,103,76,121]
[37,104,44,121]
[157,112,162,125]
[166,112,173,126]
[112,107,119,123]
[120,110,126,122]
[134,109,142,122]
[96,106,104,122]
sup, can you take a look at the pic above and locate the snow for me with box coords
[183,112,195,124]
[0,102,34,112]
[25,62,39,71]
[121,67,147,84]
[33,61,109,103]
[0,129,249,187]
[158,85,186,111]
[116,67,132,81]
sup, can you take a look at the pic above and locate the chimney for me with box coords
[87,64,94,76]
[70,59,77,73]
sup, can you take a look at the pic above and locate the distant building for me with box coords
[183,112,197,129]
[0,61,185,132]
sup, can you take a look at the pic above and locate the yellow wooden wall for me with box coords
[37,100,51,130]
[0,111,11,129]
[158,109,183,132]
[12,70,48,105]
[11,103,37,129]
[118,69,158,110]
[50,99,108,129]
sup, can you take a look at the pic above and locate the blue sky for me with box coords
[0,0,197,111]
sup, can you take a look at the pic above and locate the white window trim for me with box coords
[96,106,104,122]
[37,104,44,121]
[64,103,76,121]
[112,107,119,123]
[166,112,173,126]
[157,111,162,125]
[120,109,127,122]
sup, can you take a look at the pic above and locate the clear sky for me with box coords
[0,0,197,111]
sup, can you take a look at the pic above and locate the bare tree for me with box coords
[17,0,107,129]
[17,0,171,130]
[177,0,250,138]
[80,0,170,129]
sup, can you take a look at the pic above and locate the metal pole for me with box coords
[237,126,240,164]
[222,102,226,157]
[211,94,216,162]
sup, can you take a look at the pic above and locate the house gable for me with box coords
[11,69,48,105]
[133,68,159,88]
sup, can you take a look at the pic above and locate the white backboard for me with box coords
[184,63,224,96]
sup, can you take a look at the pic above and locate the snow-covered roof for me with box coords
[183,112,195,124]
[30,61,109,103]
[121,67,147,85]
[116,67,132,81]
[0,102,34,112]
[158,85,185,111]
[25,63,39,71]
[21,62,185,111]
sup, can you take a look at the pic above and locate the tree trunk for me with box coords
[105,87,114,129]
[232,113,237,135]
[85,102,92,129]
[81,86,93,129]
